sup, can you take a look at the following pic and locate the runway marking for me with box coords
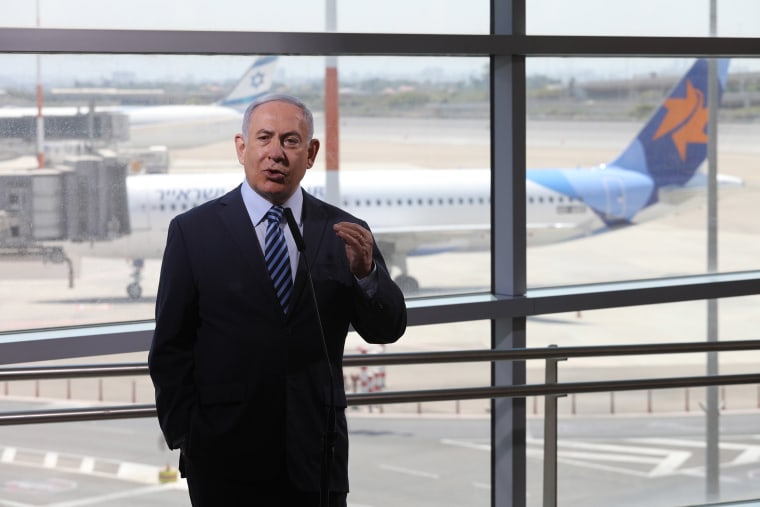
[80,457,94,473]
[0,499,35,507]
[43,452,58,468]
[442,436,709,478]
[0,444,175,485]
[440,438,489,451]
[629,437,760,467]
[45,483,182,507]
[0,448,16,463]
[379,464,439,479]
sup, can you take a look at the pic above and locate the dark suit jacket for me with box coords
[148,186,407,492]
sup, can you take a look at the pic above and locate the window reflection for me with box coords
[0,55,489,332]
[526,57,760,288]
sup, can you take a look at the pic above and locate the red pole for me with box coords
[36,81,45,168]
[324,62,340,206]
[324,0,340,206]
[35,2,44,168]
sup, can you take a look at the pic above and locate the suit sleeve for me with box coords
[349,232,407,344]
[148,218,198,449]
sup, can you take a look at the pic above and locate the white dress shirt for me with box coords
[240,180,378,296]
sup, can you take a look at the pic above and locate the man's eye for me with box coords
[284,137,300,146]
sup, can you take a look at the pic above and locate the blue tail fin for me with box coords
[609,59,730,195]
[219,55,278,111]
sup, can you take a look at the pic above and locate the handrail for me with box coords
[343,339,760,366]
[0,339,758,425]
[0,372,758,425]
[1,339,758,380]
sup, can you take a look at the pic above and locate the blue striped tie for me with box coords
[264,206,293,313]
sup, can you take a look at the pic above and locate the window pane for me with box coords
[0,54,489,332]
[2,0,489,34]
[346,322,491,505]
[526,57,760,288]
[0,323,494,506]
[528,296,760,506]
[527,0,760,37]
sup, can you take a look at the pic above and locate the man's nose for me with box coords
[267,142,286,161]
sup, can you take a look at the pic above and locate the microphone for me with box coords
[283,206,306,253]
[283,207,336,507]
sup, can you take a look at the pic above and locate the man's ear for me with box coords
[306,139,320,168]
[234,133,246,165]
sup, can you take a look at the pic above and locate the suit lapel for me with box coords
[216,186,274,297]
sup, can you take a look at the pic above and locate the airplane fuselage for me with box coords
[62,167,670,261]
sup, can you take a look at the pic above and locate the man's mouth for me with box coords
[264,168,286,181]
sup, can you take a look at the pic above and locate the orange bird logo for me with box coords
[652,79,709,160]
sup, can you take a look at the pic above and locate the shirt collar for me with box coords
[241,179,304,227]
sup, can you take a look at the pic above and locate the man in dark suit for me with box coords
[148,94,407,506]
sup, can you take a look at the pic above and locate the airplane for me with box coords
[0,55,278,158]
[121,55,278,149]
[56,58,738,297]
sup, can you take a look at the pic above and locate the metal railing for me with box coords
[0,340,760,420]
[1,339,758,507]
[1,339,758,421]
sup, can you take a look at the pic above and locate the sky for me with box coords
[0,0,758,86]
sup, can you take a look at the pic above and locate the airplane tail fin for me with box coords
[608,58,730,197]
[219,55,278,111]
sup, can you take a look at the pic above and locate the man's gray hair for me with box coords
[240,94,315,140]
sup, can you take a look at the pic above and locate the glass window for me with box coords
[528,297,760,506]
[0,54,489,332]
[526,57,760,288]
[527,0,760,37]
[2,0,489,34]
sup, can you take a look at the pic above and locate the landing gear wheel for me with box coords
[127,258,145,300]
[394,274,419,294]
[127,282,143,300]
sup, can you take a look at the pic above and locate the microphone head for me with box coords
[283,207,306,252]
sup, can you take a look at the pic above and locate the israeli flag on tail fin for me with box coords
[609,58,730,203]
[219,55,279,111]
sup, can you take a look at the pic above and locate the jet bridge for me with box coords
[0,154,130,287]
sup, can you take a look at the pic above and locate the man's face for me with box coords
[235,100,319,205]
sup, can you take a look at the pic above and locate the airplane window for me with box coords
[407,199,413,206]
[365,199,372,206]
[428,198,434,205]
[376,199,382,206]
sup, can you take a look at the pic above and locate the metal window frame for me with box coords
[1,12,760,507]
